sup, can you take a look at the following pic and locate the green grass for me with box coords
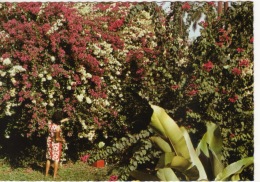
[0,159,117,181]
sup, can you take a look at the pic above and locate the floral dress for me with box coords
[46,123,62,162]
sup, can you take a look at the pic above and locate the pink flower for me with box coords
[215,42,223,47]
[230,133,235,138]
[200,21,208,28]
[109,175,118,181]
[182,2,191,11]
[186,89,198,96]
[80,154,90,163]
[239,59,250,67]
[171,85,179,90]
[208,2,215,6]
[203,61,214,72]
[237,48,244,53]
[229,95,238,103]
[250,37,254,43]
[232,67,242,75]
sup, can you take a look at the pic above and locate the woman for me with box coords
[45,111,68,178]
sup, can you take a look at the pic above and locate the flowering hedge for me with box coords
[0,2,253,180]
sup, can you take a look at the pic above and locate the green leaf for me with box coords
[181,127,207,181]
[157,168,179,181]
[215,157,254,181]
[150,105,190,160]
[156,152,175,169]
[150,136,172,152]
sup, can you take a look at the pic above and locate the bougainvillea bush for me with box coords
[0,1,253,180]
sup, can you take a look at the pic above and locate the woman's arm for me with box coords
[55,126,65,143]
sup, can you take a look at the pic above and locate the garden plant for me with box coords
[0,1,254,181]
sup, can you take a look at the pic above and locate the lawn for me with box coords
[0,159,117,181]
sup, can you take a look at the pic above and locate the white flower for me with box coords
[48,94,53,99]
[32,100,36,104]
[42,102,47,107]
[3,58,11,65]
[49,102,54,107]
[0,81,2,86]
[0,70,6,77]
[10,89,16,97]
[11,78,16,85]
[86,73,92,79]
[5,135,10,139]
[104,100,110,106]
[67,86,71,90]
[76,94,84,102]
[86,97,92,104]
[50,56,56,62]
[41,78,46,82]
[46,74,52,80]
[98,141,105,148]
[38,73,44,78]
[12,65,26,72]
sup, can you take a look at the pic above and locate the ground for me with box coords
[0,159,117,181]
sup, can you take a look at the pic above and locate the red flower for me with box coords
[80,154,90,163]
[239,59,250,67]
[230,133,235,138]
[219,28,225,33]
[232,67,242,75]
[186,89,198,96]
[203,61,214,72]
[171,85,179,90]
[215,42,223,47]
[250,37,254,43]
[182,2,191,11]
[236,48,244,53]
[109,175,118,181]
[208,2,215,6]
[200,21,208,28]
[229,95,238,103]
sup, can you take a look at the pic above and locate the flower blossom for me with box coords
[76,94,84,102]
[86,97,92,104]
[182,2,191,11]
[80,154,90,163]
[171,85,179,90]
[186,89,198,96]
[229,95,238,103]
[3,58,11,65]
[203,61,214,72]
[232,67,242,76]
[237,48,244,53]
[109,175,118,181]
[239,59,250,67]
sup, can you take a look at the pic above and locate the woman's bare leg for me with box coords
[53,161,59,178]
[45,160,51,176]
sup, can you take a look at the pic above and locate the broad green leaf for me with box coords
[181,127,207,181]
[156,152,175,169]
[157,168,179,181]
[130,170,160,181]
[215,157,254,181]
[150,136,172,152]
[196,122,224,178]
[170,155,191,171]
[151,105,190,160]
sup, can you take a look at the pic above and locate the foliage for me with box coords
[0,2,254,180]
[130,105,253,181]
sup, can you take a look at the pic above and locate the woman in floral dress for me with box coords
[45,111,68,178]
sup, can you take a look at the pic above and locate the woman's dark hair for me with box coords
[52,111,63,125]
